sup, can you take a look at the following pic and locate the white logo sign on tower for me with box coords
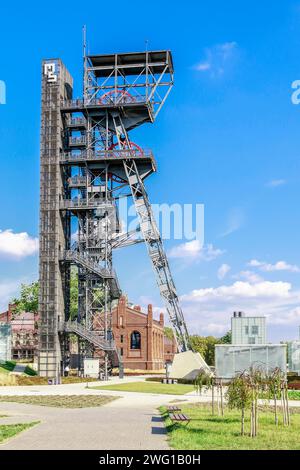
[44,63,57,83]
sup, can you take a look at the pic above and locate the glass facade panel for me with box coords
[215,345,287,379]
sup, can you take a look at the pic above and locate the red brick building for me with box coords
[164,336,178,364]
[111,296,170,371]
[1,297,177,370]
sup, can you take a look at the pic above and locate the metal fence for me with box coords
[215,344,287,379]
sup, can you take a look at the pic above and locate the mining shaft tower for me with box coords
[38,48,191,379]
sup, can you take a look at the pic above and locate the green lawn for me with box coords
[160,403,300,450]
[0,395,118,408]
[91,381,194,395]
[0,422,39,443]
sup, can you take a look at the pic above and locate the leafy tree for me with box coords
[190,335,220,365]
[11,282,39,314]
[163,327,174,340]
[190,335,207,358]
[69,268,78,320]
[266,368,290,426]
[11,273,79,319]
[205,336,220,365]
[194,370,212,395]
[226,373,252,435]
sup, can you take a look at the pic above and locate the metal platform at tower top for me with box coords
[79,49,174,129]
[86,50,174,76]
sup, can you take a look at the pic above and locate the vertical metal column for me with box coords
[38,60,73,379]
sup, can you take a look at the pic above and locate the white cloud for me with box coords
[71,230,78,242]
[219,207,245,238]
[194,42,238,77]
[168,241,224,262]
[196,63,211,71]
[183,281,291,302]
[266,179,287,188]
[270,307,300,326]
[248,259,300,273]
[234,270,264,284]
[218,264,231,280]
[204,323,226,335]
[180,280,300,337]
[0,229,39,259]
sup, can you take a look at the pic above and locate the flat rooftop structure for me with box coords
[86,50,174,76]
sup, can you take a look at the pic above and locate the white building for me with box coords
[215,312,285,379]
[0,324,11,362]
[287,341,300,375]
[287,327,300,375]
[231,311,266,345]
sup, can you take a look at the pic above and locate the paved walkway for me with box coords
[1,377,299,449]
[0,400,168,450]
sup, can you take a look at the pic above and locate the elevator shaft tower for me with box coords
[38,50,191,379]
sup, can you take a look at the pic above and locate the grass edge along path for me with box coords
[0,395,118,408]
[90,381,194,395]
[0,421,40,444]
[160,403,300,450]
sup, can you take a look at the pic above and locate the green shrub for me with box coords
[24,365,37,376]
[0,361,16,372]
[178,378,195,385]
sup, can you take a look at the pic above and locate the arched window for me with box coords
[130,331,141,350]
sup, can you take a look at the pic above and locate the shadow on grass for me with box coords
[164,420,243,440]
[199,415,239,424]
[161,408,238,425]
[160,409,242,439]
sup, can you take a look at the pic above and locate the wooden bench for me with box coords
[167,405,181,413]
[169,413,190,425]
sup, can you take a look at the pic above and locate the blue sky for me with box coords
[1,0,300,341]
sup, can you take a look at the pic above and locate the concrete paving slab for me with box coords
[1,376,299,449]
[0,399,168,450]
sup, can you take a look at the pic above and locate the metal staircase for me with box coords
[61,321,123,375]
[63,250,121,299]
[61,321,115,351]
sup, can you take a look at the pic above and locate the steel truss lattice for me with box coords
[38,49,191,381]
